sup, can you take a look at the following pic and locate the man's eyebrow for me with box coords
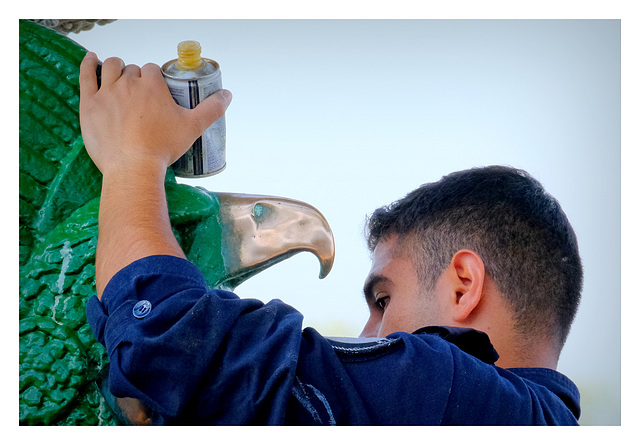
[363,275,390,304]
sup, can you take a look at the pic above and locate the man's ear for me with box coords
[446,249,486,323]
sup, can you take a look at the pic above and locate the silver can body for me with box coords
[162,58,226,177]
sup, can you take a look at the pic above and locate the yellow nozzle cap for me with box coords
[177,40,204,70]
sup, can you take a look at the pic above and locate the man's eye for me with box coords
[376,296,390,311]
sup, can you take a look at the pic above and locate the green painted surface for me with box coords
[18,19,228,425]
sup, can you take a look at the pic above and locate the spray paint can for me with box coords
[162,40,226,177]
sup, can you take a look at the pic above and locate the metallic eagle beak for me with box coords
[214,193,335,290]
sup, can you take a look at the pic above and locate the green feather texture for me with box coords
[19,18,116,425]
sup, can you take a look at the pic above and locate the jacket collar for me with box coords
[413,326,500,364]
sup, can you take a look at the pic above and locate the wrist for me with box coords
[100,158,168,188]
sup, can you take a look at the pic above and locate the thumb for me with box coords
[190,89,233,132]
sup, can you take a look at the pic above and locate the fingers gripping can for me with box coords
[162,40,226,177]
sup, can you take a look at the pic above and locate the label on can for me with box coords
[163,63,226,177]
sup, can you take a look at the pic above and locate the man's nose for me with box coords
[359,317,379,338]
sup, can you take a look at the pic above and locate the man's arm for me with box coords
[78,52,232,298]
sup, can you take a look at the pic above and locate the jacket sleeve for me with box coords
[86,255,304,424]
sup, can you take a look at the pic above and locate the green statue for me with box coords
[18,19,335,425]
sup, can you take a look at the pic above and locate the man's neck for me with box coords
[493,333,559,370]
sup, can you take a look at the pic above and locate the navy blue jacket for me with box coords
[86,255,580,425]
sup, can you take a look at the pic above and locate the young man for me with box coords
[80,52,582,425]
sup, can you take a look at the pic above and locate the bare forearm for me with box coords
[95,167,185,298]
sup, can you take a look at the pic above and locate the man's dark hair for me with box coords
[365,165,583,349]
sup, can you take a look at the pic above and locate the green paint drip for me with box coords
[53,240,72,316]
